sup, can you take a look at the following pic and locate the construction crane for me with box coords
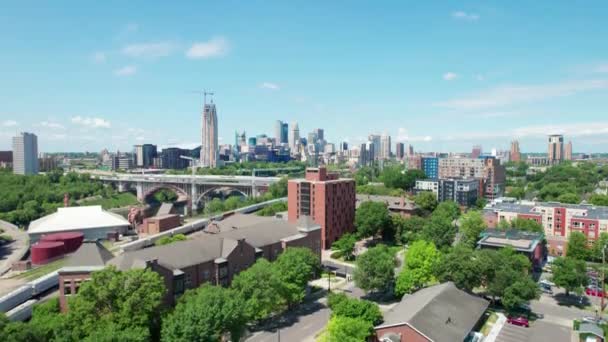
[190,90,214,108]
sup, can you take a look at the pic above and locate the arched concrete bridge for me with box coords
[91,173,280,213]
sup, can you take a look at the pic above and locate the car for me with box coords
[507,316,530,327]
[586,288,606,297]
[540,279,555,287]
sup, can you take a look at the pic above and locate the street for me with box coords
[496,320,571,342]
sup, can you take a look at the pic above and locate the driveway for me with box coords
[496,320,570,342]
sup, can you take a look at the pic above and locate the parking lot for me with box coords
[496,320,571,342]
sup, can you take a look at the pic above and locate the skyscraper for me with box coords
[134,144,157,168]
[313,128,324,141]
[407,144,414,156]
[380,134,391,159]
[201,100,219,168]
[548,134,564,164]
[12,132,38,175]
[395,142,405,160]
[289,122,300,151]
[510,140,521,162]
[274,120,289,145]
[471,145,482,159]
[565,140,573,161]
[368,134,381,160]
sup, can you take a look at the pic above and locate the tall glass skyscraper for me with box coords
[201,101,218,168]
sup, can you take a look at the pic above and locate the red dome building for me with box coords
[40,232,84,254]
[31,241,65,265]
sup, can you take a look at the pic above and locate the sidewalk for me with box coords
[485,312,507,342]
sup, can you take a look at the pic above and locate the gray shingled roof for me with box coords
[107,236,237,270]
[579,323,604,338]
[378,282,489,342]
[65,241,115,267]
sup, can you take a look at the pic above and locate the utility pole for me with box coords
[602,245,606,315]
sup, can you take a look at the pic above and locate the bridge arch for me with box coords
[194,186,250,207]
[143,184,189,202]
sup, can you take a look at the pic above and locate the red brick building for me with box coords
[288,167,356,249]
[140,214,181,235]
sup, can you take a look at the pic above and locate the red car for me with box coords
[586,288,605,297]
[507,316,530,327]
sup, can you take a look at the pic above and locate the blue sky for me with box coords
[1,1,608,153]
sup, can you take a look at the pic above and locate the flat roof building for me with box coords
[12,132,38,175]
[478,229,545,268]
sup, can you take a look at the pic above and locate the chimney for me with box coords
[63,193,69,207]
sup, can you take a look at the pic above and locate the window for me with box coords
[202,270,210,281]
[184,273,192,288]
[63,281,72,295]
[219,266,228,278]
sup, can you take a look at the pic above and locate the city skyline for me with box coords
[2,2,608,153]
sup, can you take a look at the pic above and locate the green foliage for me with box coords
[332,234,357,261]
[155,234,187,246]
[502,277,540,314]
[475,197,488,209]
[420,214,456,249]
[162,285,246,342]
[355,201,391,238]
[395,240,440,296]
[414,191,438,214]
[231,259,286,321]
[152,188,178,203]
[379,167,425,191]
[506,186,526,199]
[436,245,482,292]
[327,293,383,325]
[356,184,405,197]
[504,217,544,233]
[256,201,288,216]
[433,201,460,221]
[268,177,288,198]
[393,215,426,245]
[551,257,588,296]
[458,211,487,248]
[79,192,139,209]
[354,166,379,186]
[187,161,307,176]
[591,233,608,262]
[590,194,608,206]
[204,198,226,215]
[476,247,532,301]
[64,266,165,341]
[322,316,373,342]
[0,170,110,226]
[274,248,321,307]
[557,192,581,204]
[28,298,64,340]
[567,232,589,261]
[354,245,395,293]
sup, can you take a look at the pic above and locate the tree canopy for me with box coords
[458,211,487,248]
[436,245,482,292]
[551,257,588,296]
[354,245,395,293]
[395,240,440,296]
[567,232,589,261]
[331,234,357,261]
[355,201,392,238]
[274,247,321,307]
[327,293,383,325]
[414,191,438,214]
[420,214,456,249]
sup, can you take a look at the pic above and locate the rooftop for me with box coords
[64,241,114,268]
[478,229,543,253]
[486,201,608,221]
[28,206,130,235]
[377,282,489,342]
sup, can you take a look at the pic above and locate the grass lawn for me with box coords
[480,312,499,336]
[80,192,139,209]
[14,258,67,281]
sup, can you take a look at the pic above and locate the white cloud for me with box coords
[443,72,458,81]
[595,64,608,73]
[71,116,111,128]
[40,121,65,129]
[122,42,175,58]
[397,127,432,142]
[260,82,280,90]
[2,120,18,127]
[91,52,106,64]
[452,11,480,21]
[435,79,608,110]
[186,37,229,59]
[114,65,137,77]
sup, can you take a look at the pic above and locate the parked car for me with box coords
[540,279,555,287]
[582,316,608,324]
[586,288,606,297]
[507,316,530,327]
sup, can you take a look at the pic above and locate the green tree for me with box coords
[28,298,65,341]
[403,169,427,191]
[155,234,187,246]
[551,257,588,296]
[589,194,608,206]
[433,201,460,221]
[393,215,426,245]
[274,247,321,307]
[475,197,488,209]
[436,245,482,292]
[557,193,580,204]
[204,198,225,215]
[153,188,178,203]
[567,232,589,261]
[380,166,409,190]
[327,293,383,325]
[64,266,165,341]
[395,240,440,296]
[414,192,437,215]
[322,316,373,342]
[231,258,286,321]
[256,201,288,216]
[502,277,540,314]
[591,232,608,262]
[224,196,245,210]
[353,245,395,293]
[161,285,246,342]
[332,234,357,261]
[420,214,456,249]
[506,187,526,200]
[458,211,487,248]
[355,201,391,238]
[508,217,544,233]
[268,177,288,198]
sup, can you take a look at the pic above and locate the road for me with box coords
[0,219,28,277]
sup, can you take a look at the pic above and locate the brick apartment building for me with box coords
[484,201,608,256]
[438,157,505,200]
[58,214,321,310]
[288,167,356,249]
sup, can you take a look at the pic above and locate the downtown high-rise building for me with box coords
[201,100,219,168]
[471,145,482,159]
[275,120,289,145]
[368,134,381,160]
[565,140,573,161]
[548,134,564,164]
[289,122,300,151]
[407,144,414,156]
[510,140,521,162]
[380,134,391,159]
[395,142,405,160]
[12,132,38,175]
[134,144,157,168]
